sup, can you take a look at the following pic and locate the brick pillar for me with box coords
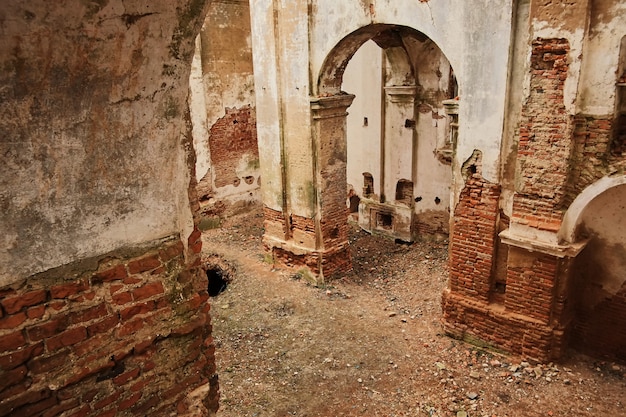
[309,94,356,280]
[447,173,500,303]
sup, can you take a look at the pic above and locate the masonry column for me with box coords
[310,94,355,280]
[492,0,591,361]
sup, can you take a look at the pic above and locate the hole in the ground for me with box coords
[207,268,228,297]
[203,256,235,297]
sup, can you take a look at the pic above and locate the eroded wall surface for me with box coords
[251,0,513,277]
[0,1,219,414]
[190,0,260,218]
[444,0,626,362]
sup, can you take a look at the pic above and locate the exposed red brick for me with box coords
[12,394,58,417]
[0,330,26,352]
[209,105,258,188]
[87,315,120,336]
[67,405,91,417]
[68,303,109,324]
[113,368,139,385]
[27,317,68,341]
[127,254,161,274]
[50,280,89,299]
[159,241,184,262]
[0,311,27,329]
[94,391,121,410]
[117,392,142,411]
[131,282,165,301]
[42,398,80,417]
[112,291,133,305]
[26,305,46,319]
[0,364,28,392]
[27,351,66,374]
[93,264,128,283]
[0,342,43,370]
[46,326,88,352]
[2,290,47,314]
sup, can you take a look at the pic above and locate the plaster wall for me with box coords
[578,1,626,115]
[344,39,452,216]
[344,40,383,198]
[576,184,626,296]
[309,0,514,189]
[190,0,260,207]
[0,1,205,286]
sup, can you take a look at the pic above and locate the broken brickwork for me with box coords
[209,105,258,189]
[564,114,626,205]
[447,173,500,304]
[0,234,219,416]
[513,38,572,232]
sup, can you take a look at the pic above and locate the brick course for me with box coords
[208,106,258,189]
[0,238,218,416]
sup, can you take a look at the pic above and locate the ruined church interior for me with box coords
[1,0,626,415]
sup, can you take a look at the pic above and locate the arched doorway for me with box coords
[342,33,456,243]
[308,24,457,277]
[561,177,626,360]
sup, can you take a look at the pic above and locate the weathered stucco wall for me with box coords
[309,0,514,186]
[0,1,219,415]
[0,1,205,285]
[344,40,383,200]
[189,0,260,213]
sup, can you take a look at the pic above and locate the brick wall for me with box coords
[513,38,573,231]
[442,291,561,362]
[570,283,626,362]
[209,105,258,189]
[564,115,614,205]
[447,173,500,303]
[0,233,219,416]
[503,250,559,322]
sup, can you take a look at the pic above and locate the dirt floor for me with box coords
[201,205,625,417]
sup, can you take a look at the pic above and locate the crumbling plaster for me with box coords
[251,0,514,220]
[0,1,209,285]
[577,1,626,115]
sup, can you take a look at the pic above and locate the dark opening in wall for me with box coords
[395,179,413,202]
[377,212,393,230]
[203,256,234,297]
[363,172,374,197]
[207,268,228,296]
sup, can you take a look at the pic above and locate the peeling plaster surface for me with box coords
[576,183,626,297]
[345,40,383,197]
[251,0,514,218]
[0,1,206,285]
[578,2,626,114]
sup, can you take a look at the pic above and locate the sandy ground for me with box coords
[201,206,625,417]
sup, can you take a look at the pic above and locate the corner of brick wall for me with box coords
[0,235,219,416]
[447,172,500,303]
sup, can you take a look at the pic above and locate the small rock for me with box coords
[435,362,447,371]
[509,364,520,372]
[456,411,468,417]
[388,312,397,317]
[521,361,530,368]
[467,392,479,400]
[469,371,481,379]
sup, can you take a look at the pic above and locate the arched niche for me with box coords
[559,175,626,244]
[563,177,626,360]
